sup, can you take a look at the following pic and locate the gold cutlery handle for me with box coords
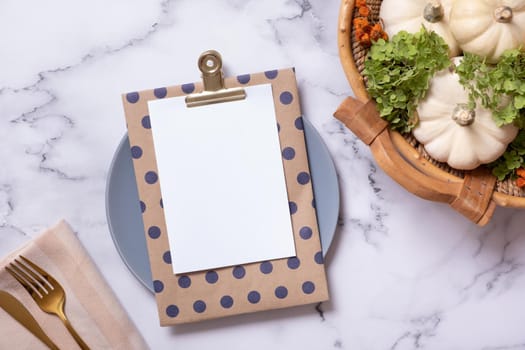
[0,290,60,350]
[6,256,92,350]
[56,310,90,350]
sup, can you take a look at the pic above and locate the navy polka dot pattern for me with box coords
[287,257,300,270]
[123,68,328,324]
[275,286,288,299]
[178,276,191,288]
[259,261,273,274]
[297,171,310,185]
[148,226,161,239]
[299,226,313,240]
[193,300,206,313]
[220,295,234,309]
[181,83,195,94]
[264,70,278,79]
[153,280,164,293]
[247,291,261,304]
[166,305,179,318]
[162,251,172,264]
[282,147,295,160]
[294,116,304,130]
[302,281,315,294]
[126,92,139,103]
[289,201,298,215]
[145,171,158,184]
[154,87,168,99]
[141,115,151,129]
[131,145,143,159]
[279,91,293,105]
[237,74,251,84]
[314,251,324,265]
[233,266,246,279]
[205,271,219,284]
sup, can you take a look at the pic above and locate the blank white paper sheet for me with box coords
[148,84,296,274]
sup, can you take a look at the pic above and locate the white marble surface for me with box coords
[2,1,525,349]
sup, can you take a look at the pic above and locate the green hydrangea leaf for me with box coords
[363,27,449,132]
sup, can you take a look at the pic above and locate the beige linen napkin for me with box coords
[0,220,149,350]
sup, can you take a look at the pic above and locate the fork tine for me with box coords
[10,256,91,349]
[5,264,40,295]
[5,265,34,295]
[8,262,47,296]
[20,255,58,286]
[14,258,51,289]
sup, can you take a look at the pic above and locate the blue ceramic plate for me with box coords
[106,117,339,292]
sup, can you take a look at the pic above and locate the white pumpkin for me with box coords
[380,0,460,56]
[449,0,525,63]
[413,58,518,170]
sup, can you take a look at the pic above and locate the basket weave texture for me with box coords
[336,0,525,225]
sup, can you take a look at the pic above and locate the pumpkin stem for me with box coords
[494,6,513,23]
[423,1,444,23]
[452,104,475,126]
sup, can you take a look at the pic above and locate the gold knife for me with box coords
[0,290,59,350]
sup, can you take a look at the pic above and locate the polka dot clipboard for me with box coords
[121,51,329,325]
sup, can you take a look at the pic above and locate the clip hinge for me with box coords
[185,50,246,108]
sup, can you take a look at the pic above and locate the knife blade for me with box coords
[0,290,59,350]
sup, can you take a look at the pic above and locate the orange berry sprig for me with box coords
[516,168,525,188]
[353,0,387,47]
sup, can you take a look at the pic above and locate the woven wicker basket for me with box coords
[334,0,525,225]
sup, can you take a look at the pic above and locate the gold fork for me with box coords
[6,255,90,350]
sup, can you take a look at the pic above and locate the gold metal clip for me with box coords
[185,50,246,108]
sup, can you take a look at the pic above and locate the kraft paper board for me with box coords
[121,68,329,325]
